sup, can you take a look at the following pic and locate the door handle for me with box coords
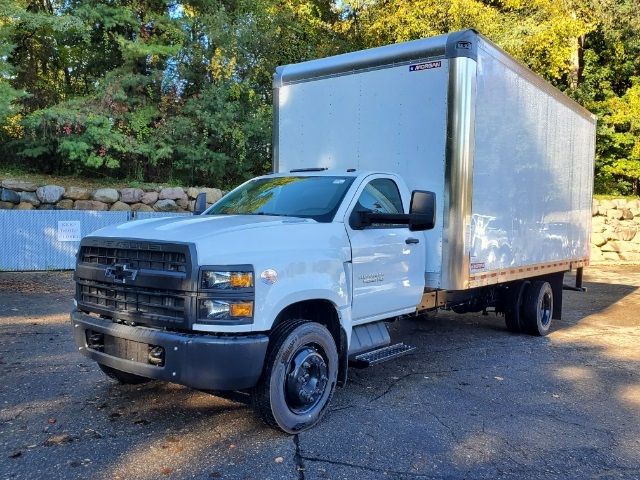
[405,237,420,245]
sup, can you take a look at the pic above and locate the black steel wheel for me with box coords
[252,319,338,434]
[98,364,150,385]
[523,281,554,336]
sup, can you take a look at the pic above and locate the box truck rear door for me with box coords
[346,177,425,322]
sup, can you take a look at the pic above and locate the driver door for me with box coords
[346,176,425,323]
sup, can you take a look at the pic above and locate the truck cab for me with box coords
[72,170,435,433]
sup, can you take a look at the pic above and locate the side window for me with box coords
[351,178,405,228]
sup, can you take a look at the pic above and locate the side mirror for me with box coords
[409,190,436,231]
[194,192,207,215]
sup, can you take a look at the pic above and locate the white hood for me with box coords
[86,214,350,266]
[88,214,308,242]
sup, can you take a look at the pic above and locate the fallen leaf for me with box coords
[43,433,74,446]
[161,467,174,475]
[275,456,284,464]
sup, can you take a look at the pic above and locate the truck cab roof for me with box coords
[268,169,394,180]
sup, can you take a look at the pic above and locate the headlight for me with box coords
[201,271,253,289]
[198,267,254,325]
[200,299,254,321]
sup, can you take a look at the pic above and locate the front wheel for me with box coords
[252,320,338,434]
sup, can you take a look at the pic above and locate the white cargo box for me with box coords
[273,30,596,291]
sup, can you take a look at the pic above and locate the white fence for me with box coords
[0,210,189,271]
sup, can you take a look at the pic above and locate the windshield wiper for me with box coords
[210,212,303,218]
[254,212,284,217]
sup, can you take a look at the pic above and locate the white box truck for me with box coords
[71,29,596,433]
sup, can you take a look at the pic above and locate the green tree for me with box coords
[0,1,26,134]
[572,0,640,194]
[15,0,184,176]
[1,0,639,193]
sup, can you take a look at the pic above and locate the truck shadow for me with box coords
[317,270,640,478]
[400,274,637,338]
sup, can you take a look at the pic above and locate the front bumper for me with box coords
[71,310,268,390]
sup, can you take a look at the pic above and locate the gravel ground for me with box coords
[1,265,639,480]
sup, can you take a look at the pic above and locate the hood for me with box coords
[87,214,315,243]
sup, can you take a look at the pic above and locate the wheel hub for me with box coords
[540,291,552,326]
[285,346,328,414]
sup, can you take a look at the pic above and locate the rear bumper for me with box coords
[71,310,268,390]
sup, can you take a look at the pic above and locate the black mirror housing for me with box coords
[348,191,436,231]
[409,190,436,231]
[194,192,207,215]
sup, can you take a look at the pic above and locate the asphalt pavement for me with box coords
[1,265,639,479]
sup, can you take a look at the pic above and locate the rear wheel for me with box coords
[504,281,528,333]
[98,364,150,385]
[522,281,554,336]
[252,319,338,434]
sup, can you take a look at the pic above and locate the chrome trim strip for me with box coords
[277,35,448,85]
[467,259,588,288]
[276,56,447,86]
[441,56,477,291]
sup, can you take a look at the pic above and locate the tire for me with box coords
[98,363,151,385]
[522,281,554,336]
[451,304,468,314]
[252,319,338,434]
[504,282,528,333]
[504,306,521,333]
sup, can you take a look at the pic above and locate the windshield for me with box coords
[207,176,356,222]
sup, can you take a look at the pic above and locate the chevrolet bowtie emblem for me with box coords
[105,263,138,284]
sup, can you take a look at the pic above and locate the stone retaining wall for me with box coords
[2,178,639,263]
[0,179,224,213]
[591,198,640,262]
